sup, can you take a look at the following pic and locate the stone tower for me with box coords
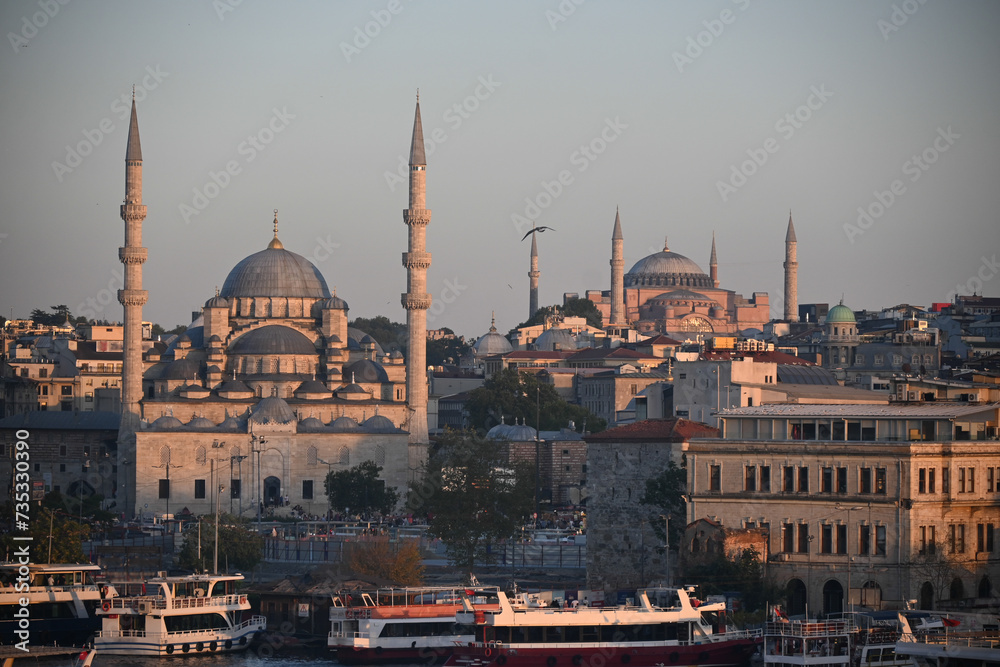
[709,231,719,289]
[528,227,540,319]
[784,211,799,322]
[402,94,431,447]
[118,94,148,443]
[609,208,625,325]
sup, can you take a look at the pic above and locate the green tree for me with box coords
[176,514,264,572]
[150,323,188,338]
[640,460,687,552]
[683,547,782,612]
[325,461,400,516]
[350,316,407,355]
[514,297,603,330]
[0,505,88,563]
[465,368,606,433]
[29,305,73,326]
[409,429,534,573]
[427,333,471,367]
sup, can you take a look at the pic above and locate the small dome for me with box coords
[389,350,403,359]
[534,328,576,351]
[298,416,327,432]
[826,303,856,324]
[343,359,390,384]
[205,295,229,309]
[151,415,184,430]
[218,413,242,430]
[218,379,252,394]
[474,318,513,356]
[250,396,296,424]
[651,289,714,304]
[507,421,538,442]
[165,326,204,353]
[362,415,399,433]
[186,416,217,430]
[163,358,202,381]
[295,379,331,395]
[320,295,349,311]
[347,328,385,355]
[486,418,513,440]
[230,325,316,355]
[329,416,361,432]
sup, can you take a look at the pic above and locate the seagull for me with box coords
[521,226,555,241]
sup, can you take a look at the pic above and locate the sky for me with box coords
[1,1,998,342]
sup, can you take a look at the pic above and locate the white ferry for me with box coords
[329,585,501,664]
[0,563,104,647]
[94,571,266,656]
[764,616,856,667]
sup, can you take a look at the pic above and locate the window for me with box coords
[797,524,810,553]
[875,525,887,555]
[959,467,975,493]
[875,467,886,494]
[859,524,871,555]
[783,523,795,553]
[989,468,996,492]
[59,463,65,472]
[302,480,313,500]
[836,524,847,554]
[822,467,833,493]
[231,479,241,499]
[977,524,994,553]
[61,385,72,395]
[928,468,936,494]
[745,466,757,492]
[709,465,721,492]
[59,445,67,456]
[821,524,833,553]
[919,468,926,494]
[760,466,770,492]
[159,479,170,499]
[942,467,950,494]
[920,526,936,554]
[783,466,795,493]
[194,479,206,499]
[874,354,884,367]
[837,467,848,493]
[949,524,965,554]
[860,468,873,494]
[798,467,809,492]
[39,368,47,378]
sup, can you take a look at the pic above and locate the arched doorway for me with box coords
[823,580,844,616]
[264,476,281,506]
[920,581,934,610]
[978,576,992,599]
[950,578,965,602]
[787,578,807,616]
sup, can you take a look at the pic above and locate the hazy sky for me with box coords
[1,1,997,341]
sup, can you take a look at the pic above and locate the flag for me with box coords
[465,589,475,596]
[941,617,960,627]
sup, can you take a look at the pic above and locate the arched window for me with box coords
[786,579,807,617]
[307,446,318,467]
[374,445,386,466]
[159,446,171,466]
[950,577,965,601]
[195,446,206,465]
[978,576,992,599]
[920,581,934,610]
[339,446,350,466]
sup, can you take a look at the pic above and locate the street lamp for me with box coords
[78,460,91,524]
[836,504,863,612]
[250,434,267,530]
[151,460,183,533]
[230,454,248,516]
[659,514,671,588]
[214,483,224,574]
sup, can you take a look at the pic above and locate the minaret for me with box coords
[529,226,540,319]
[402,92,431,447]
[784,211,799,322]
[609,208,625,325]
[709,231,719,289]
[118,91,148,441]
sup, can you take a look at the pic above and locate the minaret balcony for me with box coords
[402,251,432,269]
[118,247,148,264]
[117,289,148,307]
[120,203,147,219]
[401,293,432,310]
[403,209,431,225]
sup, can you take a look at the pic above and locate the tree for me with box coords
[640,460,687,552]
[427,334,471,367]
[176,514,265,572]
[0,504,88,563]
[409,429,535,573]
[514,297,603,330]
[348,538,425,586]
[465,367,606,433]
[350,316,407,355]
[29,305,73,326]
[151,323,187,338]
[683,547,781,613]
[325,461,400,516]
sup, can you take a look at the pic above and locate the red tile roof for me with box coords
[585,418,719,442]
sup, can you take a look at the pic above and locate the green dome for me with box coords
[826,303,856,324]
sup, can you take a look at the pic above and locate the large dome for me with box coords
[220,241,331,299]
[625,240,712,289]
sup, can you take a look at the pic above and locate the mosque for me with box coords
[115,95,433,519]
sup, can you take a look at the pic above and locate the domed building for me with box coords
[587,213,801,337]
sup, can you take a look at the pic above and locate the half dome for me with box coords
[229,325,316,355]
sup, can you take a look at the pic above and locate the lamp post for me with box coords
[659,514,670,587]
[151,460,183,533]
[230,454,248,516]
[120,457,131,522]
[250,434,266,530]
[317,457,332,514]
[837,504,863,612]
[78,460,91,524]
[214,482,224,574]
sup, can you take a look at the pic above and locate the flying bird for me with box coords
[521,226,555,241]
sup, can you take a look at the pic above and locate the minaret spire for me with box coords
[609,208,625,326]
[709,231,719,288]
[783,210,799,322]
[402,93,431,454]
[118,93,149,519]
[528,224,540,319]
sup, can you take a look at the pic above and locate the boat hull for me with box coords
[335,643,460,665]
[449,637,761,667]
[94,625,263,656]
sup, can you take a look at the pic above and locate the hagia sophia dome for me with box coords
[624,238,714,289]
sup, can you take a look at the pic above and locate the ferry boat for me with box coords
[329,585,502,664]
[763,616,855,667]
[0,563,104,647]
[94,571,266,656]
[895,612,1000,667]
[447,586,761,667]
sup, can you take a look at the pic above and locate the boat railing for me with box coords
[898,632,1000,649]
[766,620,855,637]
[96,616,264,640]
[103,593,248,611]
[0,584,100,597]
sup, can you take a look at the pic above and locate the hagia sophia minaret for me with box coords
[528,228,540,319]
[709,232,719,289]
[402,93,431,446]
[118,92,148,444]
[784,211,799,322]
[609,208,625,325]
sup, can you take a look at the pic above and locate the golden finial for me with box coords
[663,235,669,252]
[268,209,284,249]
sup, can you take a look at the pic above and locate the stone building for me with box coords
[584,418,720,593]
[486,420,588,506]
[686,402,1000,614]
